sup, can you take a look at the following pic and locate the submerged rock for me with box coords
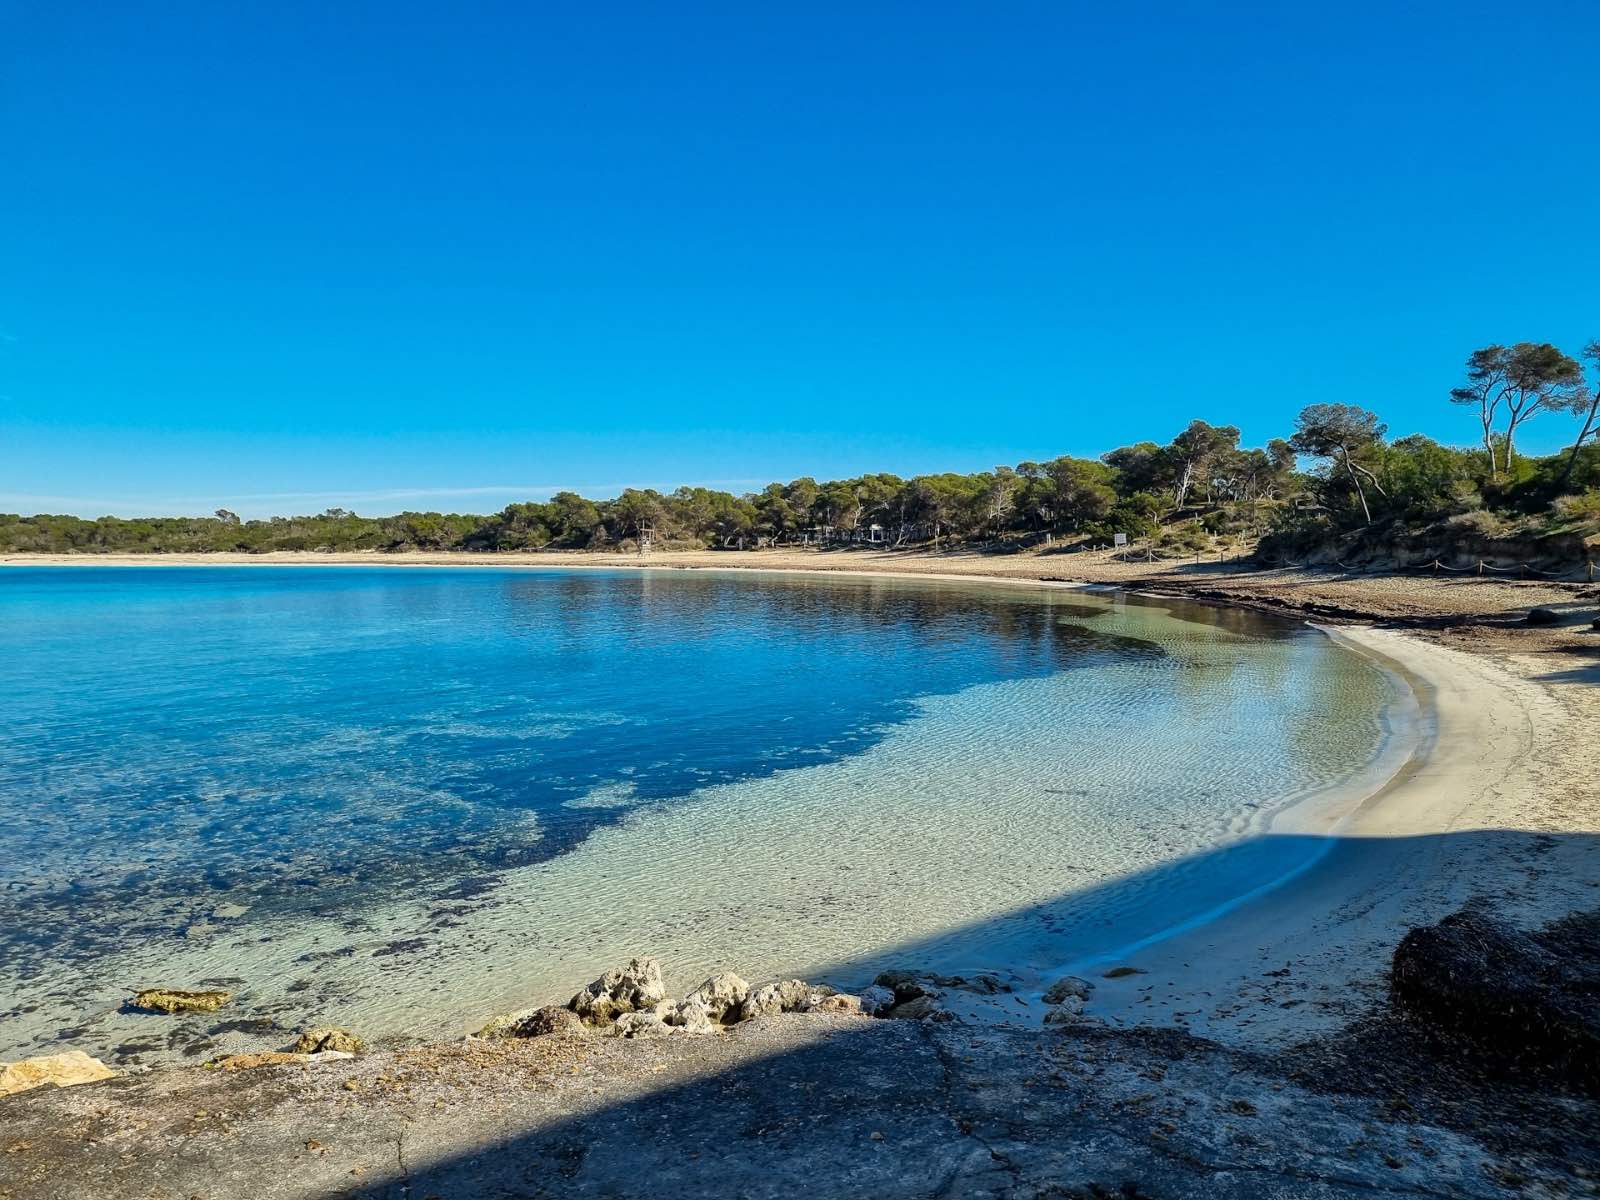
[132,988,233,1014]
[568,957,667,1026]
[0,1051,117,1098]
[1526,607,1562,626]
[293,1027,364,1055]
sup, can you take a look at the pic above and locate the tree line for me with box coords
[4,338,1596,557]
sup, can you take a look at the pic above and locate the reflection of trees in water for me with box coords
[9,572,1345,966]
[503,570,1173,680]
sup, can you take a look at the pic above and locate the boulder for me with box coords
[1526,607,1562,626]
[884,995,941,1021]
[515,1006,587,1039]
[0,1051,117,1098]
[739,979,814,1021]
[293,1026,364,1054]
[478,1002,595,1039]
[567,957,667,1026]
[477,1005,588,1040]
[858,985,896,1016]
[613,1010,675,1039]
[475,1007,540,1039]
[1043,996,1086,1023]
[1043,976,1094,1006]
[663,998,718,1034]
[874,971,936,1005]
[1392,908,1600,1086]
[132,988,233,1014]
[680,972,750,1024]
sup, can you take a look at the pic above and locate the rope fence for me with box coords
[1254,556,1596,582]
[1089,540,1596,582]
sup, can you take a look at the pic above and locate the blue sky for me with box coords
[3,1,1596,518]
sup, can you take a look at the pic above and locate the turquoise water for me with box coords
[0,567,1407,1062]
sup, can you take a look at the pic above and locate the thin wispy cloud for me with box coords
[0,479,769,518]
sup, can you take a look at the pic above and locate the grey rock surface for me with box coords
[7,1010,1585,1199]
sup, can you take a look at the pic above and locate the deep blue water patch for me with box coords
[0,567,1173,960]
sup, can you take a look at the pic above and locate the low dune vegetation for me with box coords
[6,340,1597,563]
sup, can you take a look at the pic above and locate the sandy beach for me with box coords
[2,549,1597,1197]
[3,548,1596,1031]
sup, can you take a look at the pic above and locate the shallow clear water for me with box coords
[0,567,1409,1063]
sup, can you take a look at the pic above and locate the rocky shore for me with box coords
[3,908,1599,1199]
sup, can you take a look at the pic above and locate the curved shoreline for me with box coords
[5,553,1593,1200]
[6,557,1464,1047]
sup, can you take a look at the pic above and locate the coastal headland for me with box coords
[2,549,1597,1199]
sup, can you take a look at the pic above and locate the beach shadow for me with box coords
[1530,640,1600,686]
[329,828,1600,1200]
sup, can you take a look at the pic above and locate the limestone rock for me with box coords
[1043,976,1094,1006]
[478,1005,587,1040]
[0,1051,117,1098]
[293,1026,364,1054]
[475,1008,539,1039]
[568,957,667,1026]
[132,987,233,1014]
[739,979,814,1020]
[613,1010,674,1039]
[681,972,750,1024]
[663,999,718,1034]
[519,1006,587,1039]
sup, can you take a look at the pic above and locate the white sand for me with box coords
[1074,626,1599,1045]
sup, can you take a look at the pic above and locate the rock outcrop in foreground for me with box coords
[1392,906,1600,1088]
[4,917,1599,1199]
[476,958,955,1045]
[0,1051,117,1099]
